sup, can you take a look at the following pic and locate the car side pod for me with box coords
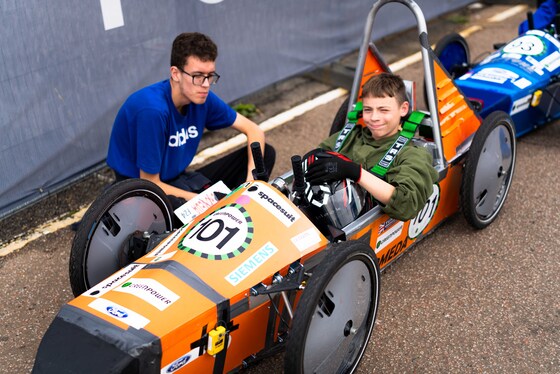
[32,305,161,373]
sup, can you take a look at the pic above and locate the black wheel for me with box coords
[434,32,470,78]
[329,97,350,136]
[424,32,471,108]
[285,241,380,374]
[461,111,516,229]
[69,179,174,296]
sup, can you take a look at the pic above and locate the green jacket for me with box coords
[320,126,439,221]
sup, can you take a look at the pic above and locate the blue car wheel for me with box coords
[434,32,470,78]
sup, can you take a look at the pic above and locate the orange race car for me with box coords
[33,0,516,373]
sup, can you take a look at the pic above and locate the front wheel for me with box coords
[460,111,516,229]
[285,241,380,374]
[69,179,174,296]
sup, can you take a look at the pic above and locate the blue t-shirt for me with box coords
[519,0,560,34]
[107,80,237,181]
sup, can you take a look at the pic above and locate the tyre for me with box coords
[434,32,470,78]
[69,179,174,296]
[285,241,380,374]
[461,111,516,229]
[424,32,471,108]
[329,97,350,136]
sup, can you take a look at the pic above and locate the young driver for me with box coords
[305,73,438,221]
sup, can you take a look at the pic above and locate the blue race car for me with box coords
[435,19,560,137]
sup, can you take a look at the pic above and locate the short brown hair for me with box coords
[170,32,218,68]
[362,72,408,105]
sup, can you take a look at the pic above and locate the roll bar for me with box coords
[348,0,446,168]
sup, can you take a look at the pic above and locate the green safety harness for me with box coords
[334,102,426,178]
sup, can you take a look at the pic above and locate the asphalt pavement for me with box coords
[1,2,559,373]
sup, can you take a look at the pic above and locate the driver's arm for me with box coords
[230,113,265,182]
[357,170,395,205]
[139,170,198,201]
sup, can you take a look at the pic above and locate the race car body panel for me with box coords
[433,58,481,162]
[35,181,329,373]
[456,29,560,136]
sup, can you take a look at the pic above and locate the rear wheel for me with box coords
[285,241,380,374]
[461,111,516,229]
[69,179,174,296]
[424,32,472,108]
[434,32,470,78]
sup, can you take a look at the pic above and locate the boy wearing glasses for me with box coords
[107,32,275,208]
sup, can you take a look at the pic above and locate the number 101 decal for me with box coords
[408,184,440,239]
[179,204,254,260]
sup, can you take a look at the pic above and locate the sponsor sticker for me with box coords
[471,67,518,85]
[150,250,177,263]
[115,278,179,311]
[503,35,545,56]
[174,181,231,225]
[85,263,146,298]
[243,182,300,227]
[512,78,532,89]
[540,50,560,72]
[291,228,322,252]
[378,218,397,235]
[375,221,404,254]
[179,204,253,260]
[160,335,233,373]
[511,94,532,115]
[88,298,150,329]
[225,242,279,286]
[525,56,545,75]
[161,347,201,373]
[379,238,408,267]
[408,184,440,239]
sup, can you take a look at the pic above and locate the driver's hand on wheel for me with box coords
[305,151,362,184]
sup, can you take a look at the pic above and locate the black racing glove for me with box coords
[305,151,361,184]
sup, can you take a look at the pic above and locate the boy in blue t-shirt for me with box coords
[107,32,275,208]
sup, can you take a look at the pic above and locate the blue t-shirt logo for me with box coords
[169,126,200,147]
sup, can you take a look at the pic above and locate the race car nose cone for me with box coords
[32,305,161,373]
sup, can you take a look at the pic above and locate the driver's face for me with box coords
[362,95,409,140]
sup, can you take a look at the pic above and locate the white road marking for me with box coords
[488,5,527,23]
[388,25,483,72]
[190,88,348,166]
[0,206,88,257]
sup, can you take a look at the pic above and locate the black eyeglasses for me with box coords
[177,67,220,86]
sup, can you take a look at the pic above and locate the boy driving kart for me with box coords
[305,72,438,221]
